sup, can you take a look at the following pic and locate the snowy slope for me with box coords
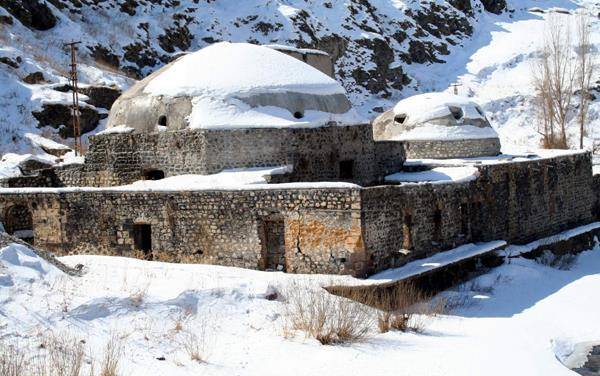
[0,0,599,174]
[1,238,600,375]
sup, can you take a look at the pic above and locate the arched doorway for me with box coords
[4,204,33,244]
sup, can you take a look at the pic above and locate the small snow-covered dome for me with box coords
[107,42,364,132]
[372,92,501,159]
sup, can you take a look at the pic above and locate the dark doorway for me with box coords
[133,224,152,256]
[261,219,286,271]
[158,115,167,127]
[5,204,33,244]
[339,160,354,180]
[143,169,165,181]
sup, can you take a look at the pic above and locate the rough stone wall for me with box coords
[402,138,501,159]
[374,141,407,177]
[361,152,594,274]
[48,124,402,187]
[0,152,592,277]
[0,188,368,276]
[593,174,600,220]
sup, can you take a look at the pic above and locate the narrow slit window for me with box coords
[402,211,413,250]
[433,207,442,243]
[339,160,354,180]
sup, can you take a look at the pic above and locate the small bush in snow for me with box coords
[535,250,577,270]
[358,282,444,334]
[179,315,212,363]
[0,340,26,376]
[282,282,376,345]
[97,335,123,376]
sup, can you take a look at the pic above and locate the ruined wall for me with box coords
[361,152,594,274]
[402,138,501,159]
[0,187,368,276]
[47,124,402,187]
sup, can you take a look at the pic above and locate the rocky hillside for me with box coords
[0,0,598,175]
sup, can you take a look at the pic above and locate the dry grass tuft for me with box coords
[128,284,149,308]
[180,316,212,363]
[0,333,124,376]
[282,281,376,345]
[0,340,26,376]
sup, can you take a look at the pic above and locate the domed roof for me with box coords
[373,92,498,141]
[106,42,364,133]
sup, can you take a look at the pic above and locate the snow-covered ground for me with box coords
[1,237,600,375]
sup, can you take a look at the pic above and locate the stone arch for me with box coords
[4,204,34,244]
[158,115,167,127]
[142,169,165,180]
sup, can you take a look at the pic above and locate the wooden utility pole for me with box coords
[65,41,82,156]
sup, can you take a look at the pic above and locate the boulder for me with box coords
[32,103,105,138]
[23,71,45,84]
[51,85,122,110]
[480,0,507,14]
[0,0,57,30]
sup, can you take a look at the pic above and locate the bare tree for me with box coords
[532,15,576,149]
[575,12,596,149]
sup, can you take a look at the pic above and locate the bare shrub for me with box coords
[180,316,212,363]
[532,14,576,149]
[0,340,27,376]
[128,284,148,308]
[358,282,444,334]
[35,334,85,376]
[282,282,376,345]
[536,250,577,270]
[575,12,596,149]
[97,335,123,376]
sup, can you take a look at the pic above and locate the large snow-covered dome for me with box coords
[106,42,364,132]
[373,92,501,159]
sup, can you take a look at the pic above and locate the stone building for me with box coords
[372,92,501,159]
[0,42,597,277]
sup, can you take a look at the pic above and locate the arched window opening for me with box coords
[158,115,167,127]
[143,169,165,181]
[394,113,407,124]
[5,204,33,244]
[449,106,464,120]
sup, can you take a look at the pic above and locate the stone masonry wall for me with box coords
[361,152,594,274]
[0,153,592,277]
[593,174,600,220]
[48,124,403,187]
[402,138,501,159]
[0,188,369,276]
